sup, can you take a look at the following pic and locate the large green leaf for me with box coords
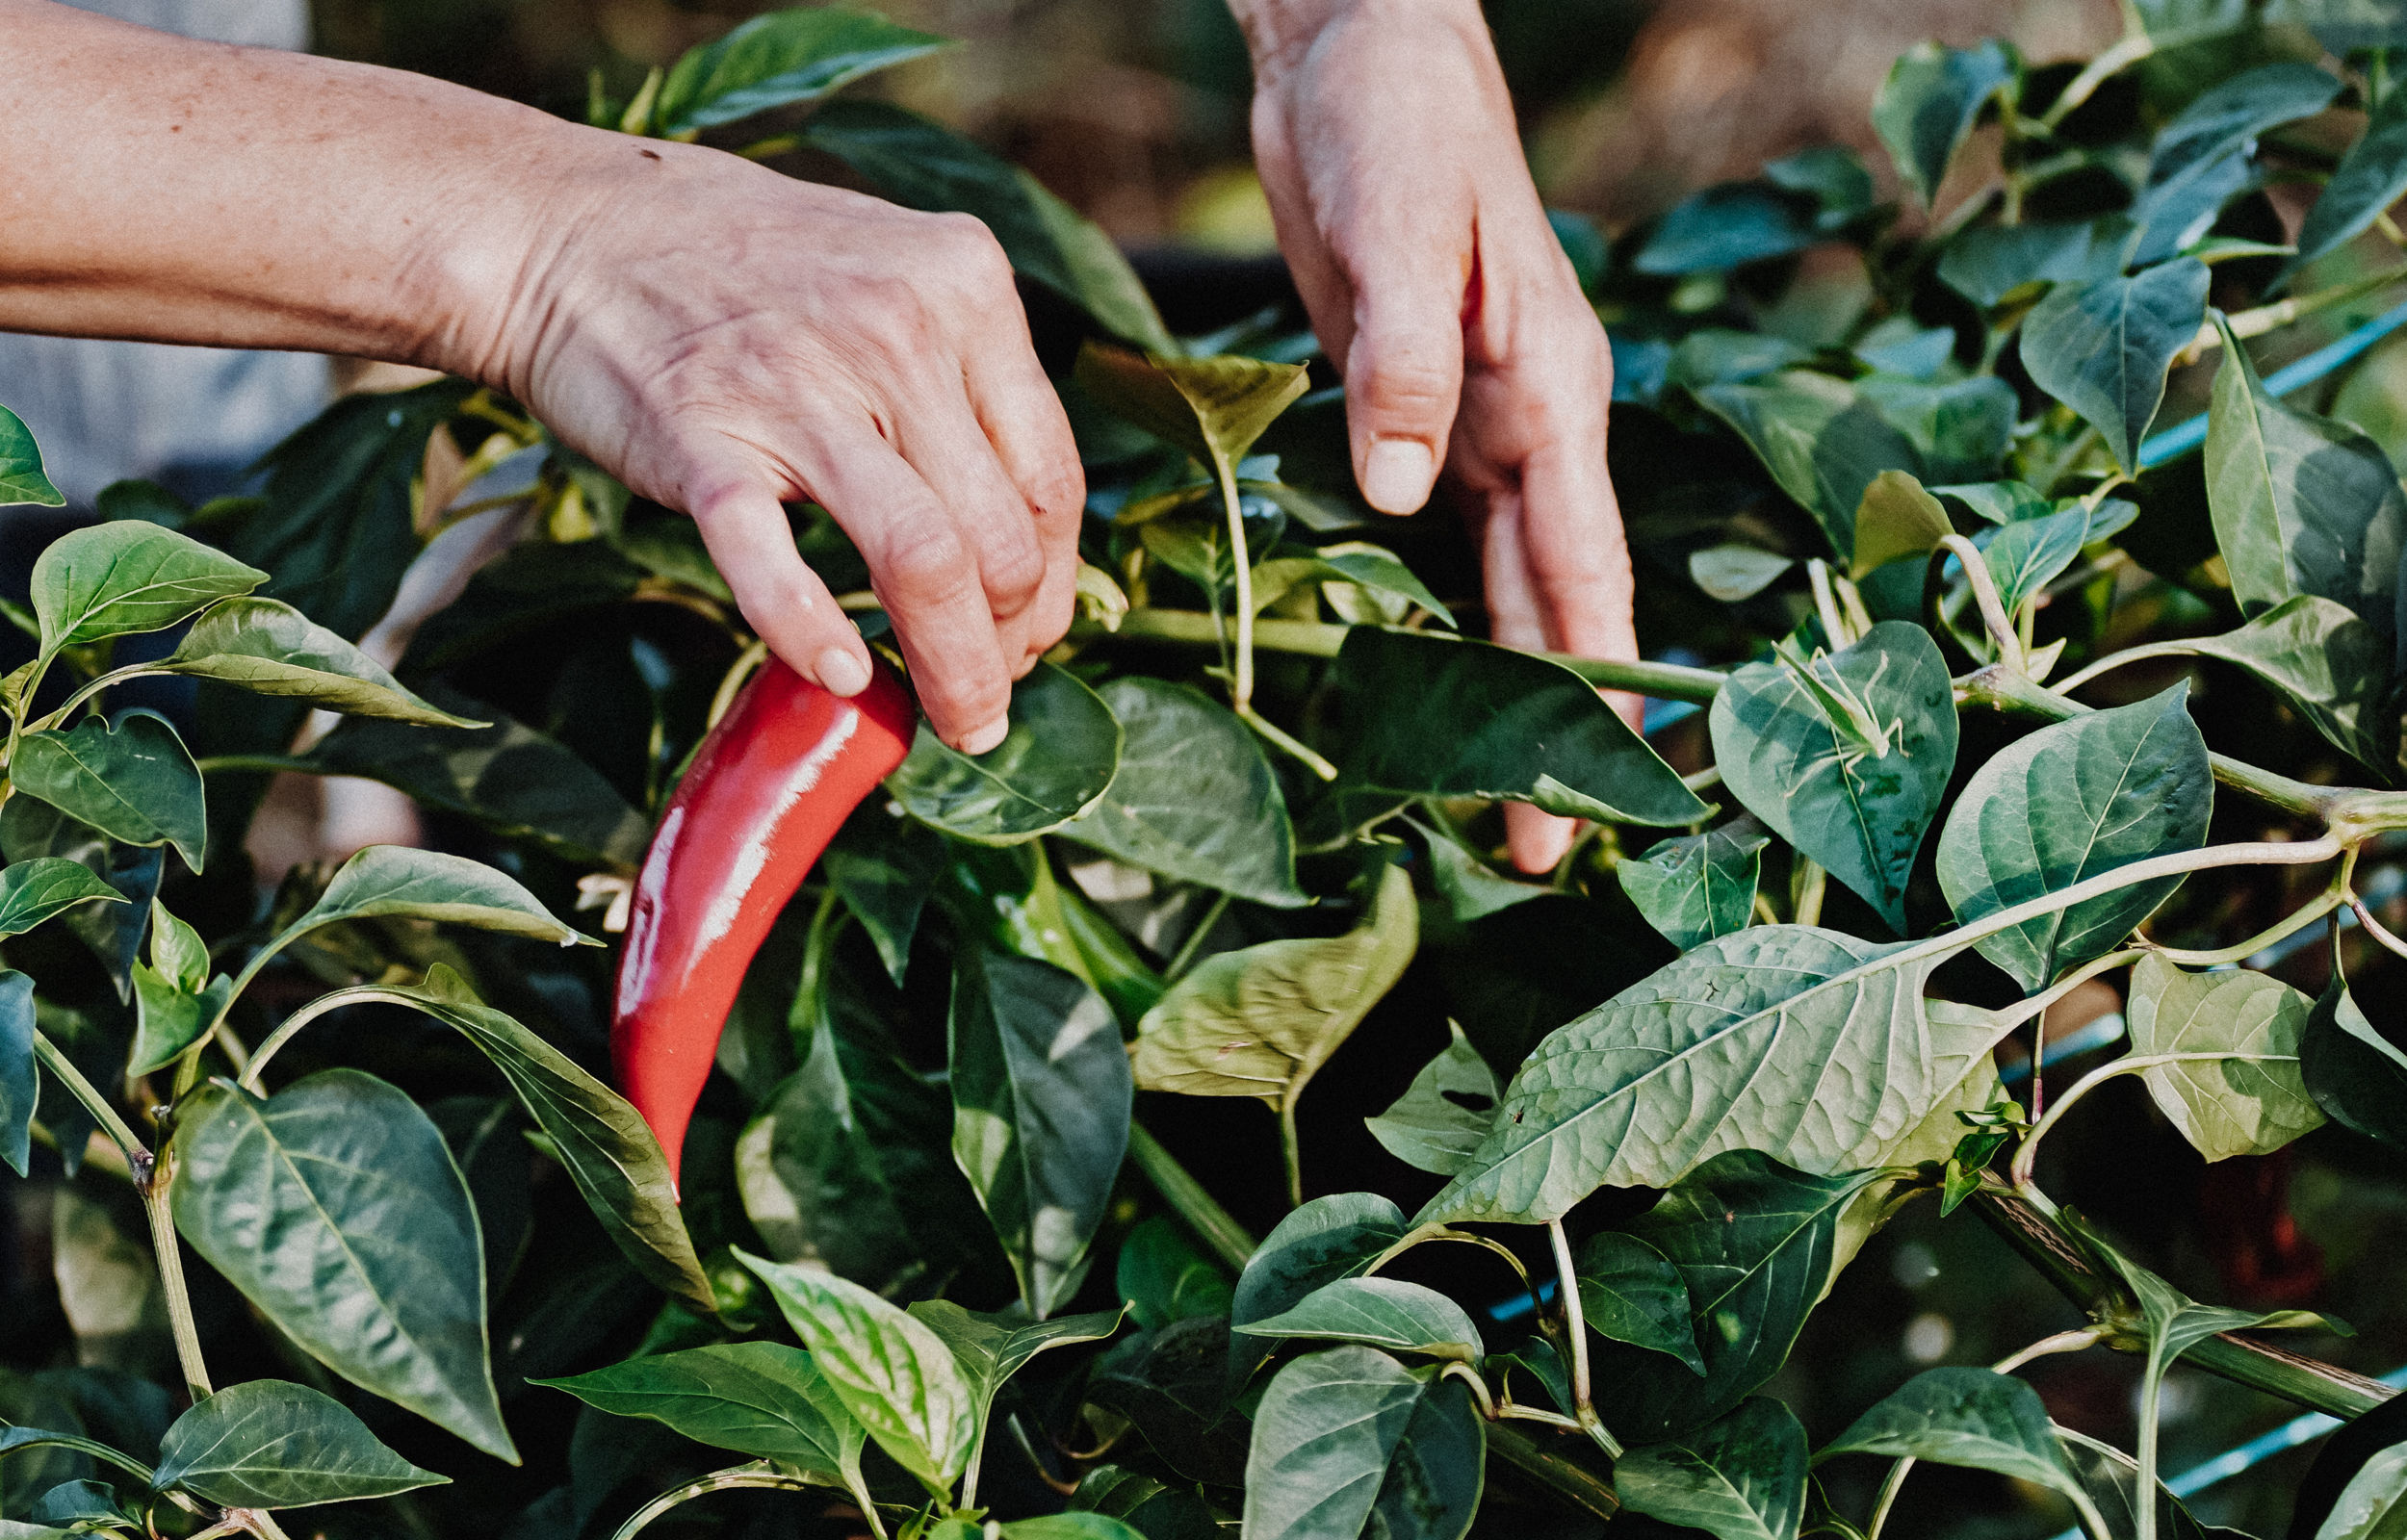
[947,948,1131,1317]
[2286,85,2407,285]
[1131,863,1415,1111]
[364,967,711,1309]
[1976,503,2096,623]
[1935,684,2213,992]
[0,406,65,508]
[0,860,124,942]
[1418,928,1996,1224]
[803,101,1174,352]
[2136,64,2340,262]
[2020,260,2211,474]
[13,714,206,874]
[738,1249,978,1495]
[1058,679,1304,906]
[270,845,585,950]
[1574,1230,1703,1374]
[534,1342,865,1495]
[1709,623,1957,933]
[1872,39,2015,207]
[654,7,946,135]
[2205,313,2407,642]
[1596,1152,1883,1442]
[1238,1278,1483,1363]
[1819,1367,2093,1506]
[1619,825,1766,953]
[306,688,651,869]
[905,1301,1122,1462]
[1242,1347,1484,1540]
[2127,954,2322,1161]
[889,663,1123,845]
[1363,1025,1498,1176]
[30,522,264,654]
[159,598,476,727]
[169,1070,510,1459]
[2301,976,2407,1148]
[2315,1444,2407,1539]
[1328,628,1709,831]
[0,974,33,1179]
[1695,372,1923,558]
[1229,1194,1410,1382]
[150,1379,444,1509]
[1616,1397,1809,1540]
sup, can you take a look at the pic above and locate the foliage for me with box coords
[13,7,2407,1540]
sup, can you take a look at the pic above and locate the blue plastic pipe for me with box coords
[2136,299,2407,467]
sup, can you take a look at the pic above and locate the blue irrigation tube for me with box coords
[2136,299,2407,468]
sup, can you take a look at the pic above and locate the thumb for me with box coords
[1344,263,1467,515]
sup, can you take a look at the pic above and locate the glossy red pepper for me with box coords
[611,656,916,1187]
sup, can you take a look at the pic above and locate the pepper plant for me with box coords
[8,2,2407,1538]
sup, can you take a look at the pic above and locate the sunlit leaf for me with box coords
[2127,954,2322,1160]
[13,714,206,874]
[535,1342,866,1498]
[30,522,263,653]
[0,406,65,508]
[1619,824,1768,952]
[889,663,1123,845]
[0,860,125,941]
[654,8,946,135]
[2020,260,2210,474]
[1695,372,1923,559]
[151,1380,445,1509]
[162,598,478,727]
[1238,1277,1483,1363]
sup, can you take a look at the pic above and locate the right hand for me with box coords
[456,136,1084,755]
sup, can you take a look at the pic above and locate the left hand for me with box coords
[1237,0,1640,873]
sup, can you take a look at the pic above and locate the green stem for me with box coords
[1863,1458,1914,1540]
[1487,1424,1619,1522]
[2042,30,2156,128]
[1126,1120,1255,1270]
[1238,705,1339,781]
[606,1464,825,1540]
[32,1031,147,1165]
[1940,534,2020,668]
[2144,886,2347,966]
[1545,1219,1618,1457]
[142,1151,213,1403]
[1807,558,1852,647]
[1278,1097,1303,1210]
[2138,1353,2165,1540]
[238,985,402,1093]
[1793,857,1827,928]
[1217,455,1257,714]
[1163,890,1233,983]
[2011,1052,2293,1190]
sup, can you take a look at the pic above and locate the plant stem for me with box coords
[705,639,767,732]
[1163,890,1233,983]
[239,1512,298,1540]
[2011,1052,2292,1190]
[606,1464,826,1540]
[1994,1325,2108,1374]
[1793,857,1828,927]
[1440,1360,1499,1419]
[1126,1120,1255,1270]
[1940,534,2021,667]
[2350,894,2407,962]
[1238,705,1339,781]
[142,1150,213,1403]
[32,1031,147,1166]
[2144,886,2347,966]
[2138,1353,2165,1540]
[237,984,400,1093]
[1807,558,1852,647]
[2042,30,2155,127]
[1278,1097,1304,1209]
[1864,1458,1913,1540]
[1547,1219,1619,1457]
[1216,455,1257,714]
[1487,1424,1619,1522]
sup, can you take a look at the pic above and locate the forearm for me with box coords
[1224,0,1483,76]
[0,0,625,382]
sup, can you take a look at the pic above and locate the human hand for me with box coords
[1237,0,1639,871]
[461,141,1084,755]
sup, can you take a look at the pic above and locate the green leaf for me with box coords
[0,406,65,508]
[1857,373,2018,486]
[2205,313,2407,642]
[2138,64,2341,262]
[1418,928,1998,1223]
[161,598,478,727]
[889,663,1123,845]
[1364,1023,1499,1176]
[272,845,585,950]
[1238,1278,1483,1362]
[1977,503,2095,621]
[1819,1367,2091,1503]
[2301,975,2407,1148]
[1598,1152,1884,1442]
[1265,542,1453,629]
[1069,1466,1218,1540]
[1328,628,1710,830]
[1058,679,1305,907]
[1872,39,2015,207]
[1415,822,1547,923]
[1574,1230,1703,1374]
[1849,471,1954,579]
[360,966,712,1310]
[1709,622,1957,933]
[1935,683,2213,992]
[1619,825,1768,952]
[1131,863,1415,1108]
[737,1249,978,1495]
[1695,372,1924,559]
[1242,1347,1484,1540]
[2286,85,2407,286]
[823,806,946,986]
[13,715,206,873]
[1074,345,1311,476]
[168,1070,514,1460]
[1690,545,1797,603]
[0,860,125,941]
[2315,1443,2407,1539]
[906,1300,1121,1447]
[2127,954,2322,1161]
[1937,216,2135,310]
[1116,1217,1234,1331]
[306,688,652,869]
[803,101,1174,352]
[947,948,1132,1317]
[0,974,33,1178]
[1633,184,1821,276]
[0,801,159,1002]
[150,1379,445,1509]
[128,965,232,1078]
[28,1476,134,1529]
[2020,260,2211,475]
[1007,1515,1150,1540]
[654,7,946,135]
[2092,596,2390,773]
[534,1342,866,1497]
[1616,1397,1809,1540]
[1229,1194,1410,1379]
[31,522,265,654]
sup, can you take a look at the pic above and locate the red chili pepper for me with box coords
[611,656,916,1187]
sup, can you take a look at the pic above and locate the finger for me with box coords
[1342,240,1470,516]
[1516,431,1643,732]
[1481,493,1578,874]
[964,324,1086,664]
[892,383,1050,666]
[685,464,875,702]
[800,423,1016,753]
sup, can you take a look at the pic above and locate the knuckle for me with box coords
[1354,343,1460,417]
[874,520,975,604]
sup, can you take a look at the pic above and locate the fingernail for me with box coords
[959,716,1009,756]
[1362,437,1436,514]
[814,647,871,696]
